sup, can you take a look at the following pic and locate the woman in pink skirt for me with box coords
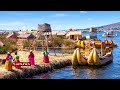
[42,48,49,63]
[28,50,35,66]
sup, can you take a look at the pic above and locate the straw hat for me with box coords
[30,50,32,52]
[7,52,10,54]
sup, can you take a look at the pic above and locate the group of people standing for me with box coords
[4,48,49,71]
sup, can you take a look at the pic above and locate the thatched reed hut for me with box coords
[66,29,82,40]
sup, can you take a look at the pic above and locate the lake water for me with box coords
[30,32,120,79]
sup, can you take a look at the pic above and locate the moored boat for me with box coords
[102,31,117,37]
[87,48,113,66]
[90,40,117,48]
[72,47,113,66]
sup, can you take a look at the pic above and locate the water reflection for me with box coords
[85,68,98,79]
[72,66,100,79]
[72,66,80,76]
[40,73,51,79]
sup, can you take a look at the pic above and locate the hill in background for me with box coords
[77,22,120,30]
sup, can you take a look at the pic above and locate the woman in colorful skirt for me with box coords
[13,51,21,69]
[42,48,49,63]
[5,52,13,71]
[28,50,35,66]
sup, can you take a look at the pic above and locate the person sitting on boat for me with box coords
[28,50,35,66]
[105,47,111,54]
[105,39,109,45]
[109,40,113,45]
[13,51,21,69]
[5,52,13,71]
[42,48,49,63]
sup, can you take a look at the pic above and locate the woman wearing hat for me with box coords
[5,52,13,71]
[13,51,21,69]
[28,50,35,66]
[42,48,49,63]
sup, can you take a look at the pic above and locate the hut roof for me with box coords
[66,30,82,37]
[17,33,35,39]
[52,31,66,35]
[6,31,20,38]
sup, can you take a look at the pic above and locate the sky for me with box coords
[0,11,120,30]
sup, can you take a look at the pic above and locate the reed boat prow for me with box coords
[99,52,113,65]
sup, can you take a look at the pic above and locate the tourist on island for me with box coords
[28,50,35,66]
[5,52,13,71]
[13,51,21,69]
[42,48,49,63]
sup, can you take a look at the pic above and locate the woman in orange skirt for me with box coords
[5,52,13,71]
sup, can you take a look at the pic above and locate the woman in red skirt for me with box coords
[28,50,35,66]
[42,48,49,63]
[13,51,21,69]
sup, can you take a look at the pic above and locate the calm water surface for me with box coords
[31,32,120,79]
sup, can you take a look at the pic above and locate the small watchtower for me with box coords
[37,23,52,51]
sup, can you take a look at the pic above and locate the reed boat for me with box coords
[91,40,117,48]
[94,42,117,48]
[102,31,117,37]
[87,48,113,66]
[72,47,113,66]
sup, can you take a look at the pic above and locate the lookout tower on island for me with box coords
[36,23,52,52]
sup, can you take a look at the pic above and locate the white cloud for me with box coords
[7,12,33,16]
[28,27,35,29]
[87,18,93,20]
[30,27,35,29]
[50,14,69,17]
[5,28,14,30]
[21,26,35,30]
[52,24,63,30]
[21,26,27,29]
[23,17,44,21]
[80,11,87,13]
[87,24,95,27]
[56,14,68,17]
[0,21,24,26]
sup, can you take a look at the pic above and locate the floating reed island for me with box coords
[0,38,116,79]
[0,51,72,79]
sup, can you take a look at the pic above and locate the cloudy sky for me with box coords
[0,11,120,30]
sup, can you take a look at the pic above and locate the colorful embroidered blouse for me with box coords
[42,51,49,56]
[14,55,19,60]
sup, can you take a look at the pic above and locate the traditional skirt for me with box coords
[14,60,21,69]
[43,56,49,63]
[29,57,35,65]
[5,61,12,71]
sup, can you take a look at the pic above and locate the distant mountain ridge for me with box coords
[77,22,120,30]
[95,22,120,30]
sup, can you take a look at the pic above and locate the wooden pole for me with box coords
[42,32,44,52]
[46,31,49,52]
